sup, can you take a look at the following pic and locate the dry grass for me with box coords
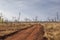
[0,22,32,36]
[0,22,60,40]
[43,22,60,40]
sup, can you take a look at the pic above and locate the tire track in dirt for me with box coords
[26,24,44,40]
[5,24,44,40]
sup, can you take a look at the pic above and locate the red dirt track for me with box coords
[5,24,44,40]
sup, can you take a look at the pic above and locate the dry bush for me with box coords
[44,23,60,40]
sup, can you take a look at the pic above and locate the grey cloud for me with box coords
[0,0,60,21]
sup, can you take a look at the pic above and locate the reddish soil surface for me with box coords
[5,24,44,40]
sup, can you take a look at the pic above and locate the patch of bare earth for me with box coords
[5,24,44,40]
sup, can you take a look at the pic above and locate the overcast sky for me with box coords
[0,0,60,21]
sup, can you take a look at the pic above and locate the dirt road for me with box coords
[5,24,44,40]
